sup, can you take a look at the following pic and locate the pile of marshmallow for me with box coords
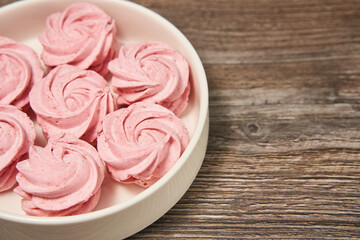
[0,2,190,216]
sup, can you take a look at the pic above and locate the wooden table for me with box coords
[1,0,359,239]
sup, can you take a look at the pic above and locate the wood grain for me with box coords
[1,0,360,239]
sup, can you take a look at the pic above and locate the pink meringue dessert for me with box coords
[15,133,105,217]
[29,64,116,144]
[109,41,190,116]
[39,2,118,76]
[0,36,44,109]
[0,105,36,192]
[98,102,189,188]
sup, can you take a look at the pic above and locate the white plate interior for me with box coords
[0,0,200,216]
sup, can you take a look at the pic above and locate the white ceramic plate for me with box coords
[0,0,209,239]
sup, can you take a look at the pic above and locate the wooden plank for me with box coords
[0,0,359,238]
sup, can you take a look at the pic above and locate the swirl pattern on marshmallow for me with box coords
[108,41,190,116]
[0,36,44,109]
[15,133,105,216]
[0,105,35,192]
[98,102,189,188]
[29,64,116,143]
[39,2,118,76]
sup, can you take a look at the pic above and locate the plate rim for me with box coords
[0,0,209,225]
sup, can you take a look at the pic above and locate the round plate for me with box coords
[0,1,209,239]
